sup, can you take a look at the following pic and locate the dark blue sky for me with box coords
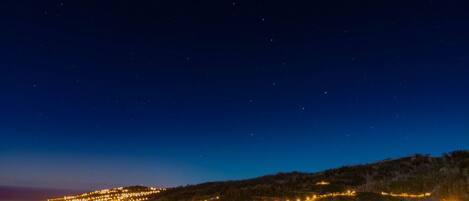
[1,0,469,190]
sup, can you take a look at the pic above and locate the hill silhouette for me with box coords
[149,151,469,201]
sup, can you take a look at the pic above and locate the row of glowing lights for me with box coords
[48,187,164,201]
[284,190,432,201]
[49,181,433,201]
[381,191,432,198]
[202,196,220,201]
[285,190,357,201]
[315,181,432,199]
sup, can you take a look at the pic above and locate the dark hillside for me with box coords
[150,151,469,201]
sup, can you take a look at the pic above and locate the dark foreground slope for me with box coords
[150,151,469,201]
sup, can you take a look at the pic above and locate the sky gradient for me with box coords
[1,0,469,190]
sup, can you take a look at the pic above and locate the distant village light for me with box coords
[47,186,163,201]
[315,181,330,185]
[381,191,432,198]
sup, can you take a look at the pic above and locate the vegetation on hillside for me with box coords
[150,151,469,201]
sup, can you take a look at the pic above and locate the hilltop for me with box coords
[149,151,469,201]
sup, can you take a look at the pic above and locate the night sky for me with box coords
[1,0,469,191]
